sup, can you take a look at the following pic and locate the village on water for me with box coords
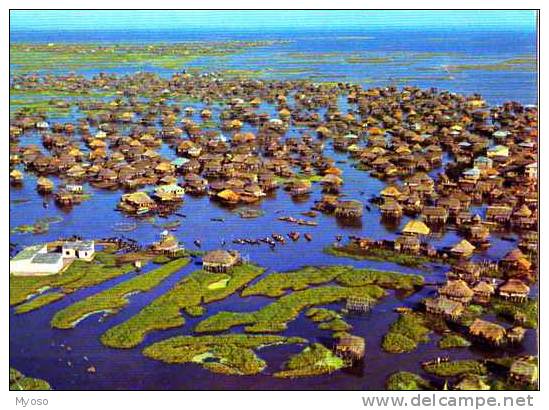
[9,11,538,392]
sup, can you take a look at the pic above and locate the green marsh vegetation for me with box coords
[386,371,432,390]
[423,359,487,377]
[10,368,51,390]
[438,333,472,349]
[101,263,265,348]
[195,285,385,334]
[14,292,65,314]
[242,265,423,298]
[490,297,537,328]
[10,251,135,307]
[143,334,306,376]
[447,57,536,73]
[324,244,437,268]
[382,313,430,353]
[10,41,282,73]
[274,343,344,378]
[51,257,189,329]
[305,308,352,333]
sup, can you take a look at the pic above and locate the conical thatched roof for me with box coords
[469,318,506,341]
[440,279,474,298]
[402,220,430,235]
[451,239,476,255]
[217,189,240,202]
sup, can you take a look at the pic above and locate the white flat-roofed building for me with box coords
[62,240,95,261]
[10,244,63,276]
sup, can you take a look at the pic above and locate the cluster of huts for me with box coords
[422,248,534,347]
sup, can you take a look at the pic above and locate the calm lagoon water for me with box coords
[10,27,537,390]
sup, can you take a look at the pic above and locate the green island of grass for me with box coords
[14,292,65,314]
[382,312,430,353]
[324,244,440,268]
[10,368,51,390]
[423,359,487,377]
[242,265,423,297]
[101,263,265,348]
[10,41,282,73]
[10,251,136,308]
[386,371,432,390]
[438,333,472,349]
[305,308,352,332]
[195,285,385,334]
[490,297,537,328]
[51,257,189,329]
[143,334,306,376]
[274,343,345,378]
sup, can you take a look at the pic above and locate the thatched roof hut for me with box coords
[469,318,506,345]
[334,335,365,361]
[509,358,538,385]
[450,239,476,258]
[498,279,530,301]
[424,296,464,320]
[439,280,474,304]
[202,250,240,273]
[401,220,430,236]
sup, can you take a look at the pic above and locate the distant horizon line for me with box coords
[10,26,537,33]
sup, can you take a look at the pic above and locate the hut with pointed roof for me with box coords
[469,318,506,346]
[401,220,430,236]
[498,279,530,302]
[472,281,495,304]
[424,296,464,320]
[439,279,474,304]
[202,250,240,273]
[450,239,476,258]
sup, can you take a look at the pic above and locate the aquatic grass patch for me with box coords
[386,371,432,390]
[10,42,282,74]
[195,285,385,334]
[382,313,430,353]
[51,257,189,329]
[306,308,341,322]
[438,333,472,349]
[15,292,65,314]
[10,368,51,390]
[274,343,344,378]
[10,251,135,306]
[490,297,537,329]
[101,264,264,348]
[242,265,423,298]
[423,359,487,377]
[305,308,352,333]
[324,244,436,268]
[10,216,64,235]
[447,58,536,73]
[143,334,306,376]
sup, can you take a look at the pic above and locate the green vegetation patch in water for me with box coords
[325,244,437,268]
[51,257,189,329]
[423,359,487,377]
[10,251,135,307]
[195,285,384,334]
[438,333,472,349]
[101,263,264,348]
[10,368,51,390]
[242,265,422,297]
[386,371,432,390]
[143,334,306,376]
[382,313,430,353]
[274,343,344,378]
[15,292,65,314]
